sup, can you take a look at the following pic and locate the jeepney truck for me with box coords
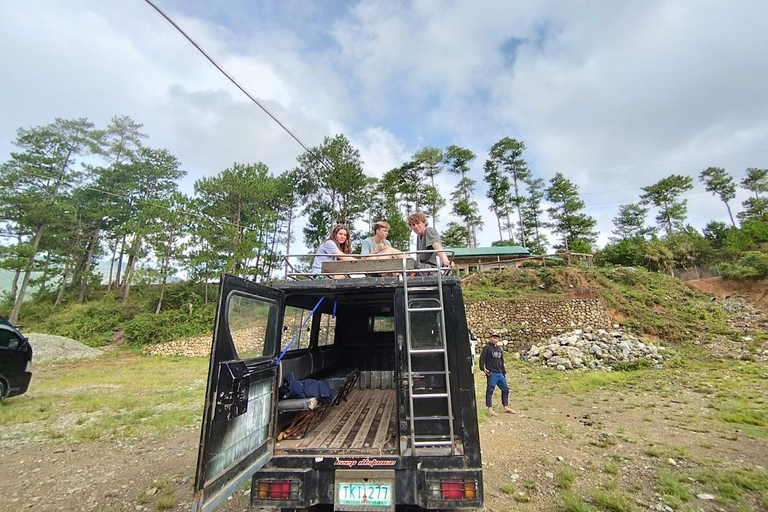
[192,256,483,512]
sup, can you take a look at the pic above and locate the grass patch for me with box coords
[500,483,516,494]
[555,421,575,439]
[561,492,597,512]
[556,467,576,490]
[656,469,692,503]
[717,408,767,426]
[602,461,620,475]
[590,489,635,512]
[694,467,768,503]
[0,352,208,444]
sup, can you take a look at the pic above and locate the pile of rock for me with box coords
[523,327,671,371]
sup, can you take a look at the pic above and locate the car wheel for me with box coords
[0,381,6,401]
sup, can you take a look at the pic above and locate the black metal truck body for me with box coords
[192,273,483,512]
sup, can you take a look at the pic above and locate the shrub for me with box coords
[46,300,125,347]
[721,251,768,280]
[123,303,215,346]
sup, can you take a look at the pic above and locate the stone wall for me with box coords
[465,298,612,353]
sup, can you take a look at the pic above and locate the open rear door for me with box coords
[192,274,284,512]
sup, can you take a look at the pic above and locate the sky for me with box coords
[2,0,767,252]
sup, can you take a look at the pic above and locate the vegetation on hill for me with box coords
[0,281,216,347]
[2,265,765,352]
[462,266,767,347]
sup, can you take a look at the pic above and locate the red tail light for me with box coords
[257,480,291,499]
[433,479,477,500]
[441,480,464,499]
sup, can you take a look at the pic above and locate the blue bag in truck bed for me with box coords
[279,372,337,403]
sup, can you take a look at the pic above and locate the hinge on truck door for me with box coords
[214,360,250,421]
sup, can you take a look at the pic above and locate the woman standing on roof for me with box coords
[311,224,356,274]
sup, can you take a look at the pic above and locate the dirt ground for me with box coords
[686,277,768,314]
[1,276,766,512]
[2,362,766,512]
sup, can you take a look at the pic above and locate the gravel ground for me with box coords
[25,333,103,363]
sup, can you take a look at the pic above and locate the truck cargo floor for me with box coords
[276,389,398,455]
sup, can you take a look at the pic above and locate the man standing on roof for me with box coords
[407,212,454,270]
[479,332,514,416]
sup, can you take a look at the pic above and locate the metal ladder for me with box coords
[401,265,456,455]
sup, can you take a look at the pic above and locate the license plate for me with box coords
[337,483,392,508]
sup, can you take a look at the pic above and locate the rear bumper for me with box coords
[250,465,483,510]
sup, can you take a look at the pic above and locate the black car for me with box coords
[0,316,33,400]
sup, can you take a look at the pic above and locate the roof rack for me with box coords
[281,250,455,281]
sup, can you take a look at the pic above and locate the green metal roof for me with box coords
[449,246,531,257]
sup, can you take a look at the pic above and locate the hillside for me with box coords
[462,267,767,350]
[6,267,766,359]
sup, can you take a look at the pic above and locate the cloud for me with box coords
[2,0,766,252]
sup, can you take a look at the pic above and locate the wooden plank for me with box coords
[321,258,413,273]
[298,389,361,448]
[328,392,377,448]
[350,390,386,449]
[372,391,396,448]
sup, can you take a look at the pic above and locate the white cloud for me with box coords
[2,0,766,254]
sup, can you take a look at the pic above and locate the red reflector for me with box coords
[441,480,464,499]
[268,481,290,499]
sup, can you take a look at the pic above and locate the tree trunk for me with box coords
[10,233,23,300]
[122,236,140,306]
[505,211,514,241]
[725,202,736,228]
[107,242,116,291]
[116,234,127,287]
[54,264,71,307]
[79,226,101,303]
[39,252,53,293]
[496,212,503,242]
[9,224,45,325]
[513,178,527,248]
[11,267,21,302]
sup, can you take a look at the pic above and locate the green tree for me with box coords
[699,167,737,227]
[610,203,653,242]
[0,118,98,324]
[143,192,190,313]
[412,146,446,227]
[737,197,768,223]
[640,174,694,237]
[95,116,148,291]
[296,135,369,249]
[666,226,712,270]
[521,178,548,254]
[444,145,482,247]
[488,138,531,247]
[741,167,768,199]
[483,159,512,242]
[545,173,597,253]
[194,163,282,281]
[738,168,768,224]
[595,239,648,268]
[702,221,731,250]
[120,147,185,304]
[441,222,469,248]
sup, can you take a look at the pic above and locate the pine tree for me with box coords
[545,173,597,253]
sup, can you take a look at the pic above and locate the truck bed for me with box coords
[276,389,398,455]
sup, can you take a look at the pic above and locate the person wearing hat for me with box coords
[479,332,514,416]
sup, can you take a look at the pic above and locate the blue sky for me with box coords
[1,0,767,251]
